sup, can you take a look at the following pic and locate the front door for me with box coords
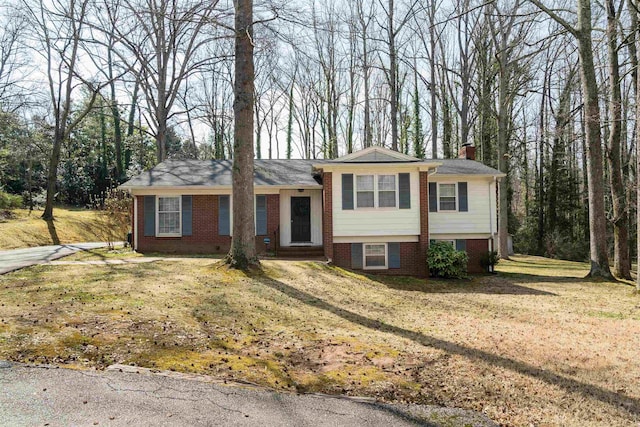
[291,197,311,242]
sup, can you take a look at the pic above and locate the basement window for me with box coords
[363,243,387,269]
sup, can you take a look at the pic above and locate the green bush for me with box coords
[427,241,468,279]
[0,190,23,209]
[480,251,500,273]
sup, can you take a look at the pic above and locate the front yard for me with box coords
[0,255,638,426]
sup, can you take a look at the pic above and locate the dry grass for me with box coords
[0,255,639,426]
[0,207,105,250]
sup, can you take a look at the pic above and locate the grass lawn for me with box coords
[0,255,639,426]
[0,207,106,250]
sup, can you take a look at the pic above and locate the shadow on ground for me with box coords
[247,267,640,418]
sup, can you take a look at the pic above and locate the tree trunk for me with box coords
[496,50,510,260]
[42,130,63,220]
[388,0,398,151]
[606,0,631,279]
[227,0,257,269]
[576,0,613,278]
[108,44,123,180]
[531,0,613,279]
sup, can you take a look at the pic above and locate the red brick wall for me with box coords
[136,194,279,254]
[333,242,426,277]
[322,172,333,260]
[466,238,489,273]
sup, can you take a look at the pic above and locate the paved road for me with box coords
[0,242,117,274]
[0,363,497,427]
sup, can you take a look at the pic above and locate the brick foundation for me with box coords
[466,239,489,273]
[136,194,279,254]
[333,242,426,277]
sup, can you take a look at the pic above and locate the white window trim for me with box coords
[355,174,399,210]
[363,242,388,270]
[438,182,458,212]
[156,195,182,238]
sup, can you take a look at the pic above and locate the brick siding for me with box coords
[466,238,489,273]
[333,242,426,277]
[136,194,279,254]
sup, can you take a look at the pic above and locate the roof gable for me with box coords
[334,146,420,163]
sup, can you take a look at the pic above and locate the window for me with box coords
[355,174,398,208]
[364,243,387,269]
[378,175,396,207]
[439,183,457,211]
[356,175,375,208]
[157,196,181,236]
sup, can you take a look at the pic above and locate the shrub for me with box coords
[480,251,500,273]
[94,189,132,249]
[0,190,23,209]
[427,241,468,279]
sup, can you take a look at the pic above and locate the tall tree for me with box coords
[227,0,257,268]
[23,0,106,220]
[105,0,217,163]
[530,0,613,278]
[605,0,631,279]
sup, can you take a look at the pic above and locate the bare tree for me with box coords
[22,0,107,220]
[376,0,419,151]
[605,0,631,279]
[0,8,29,111]
[105,0,220,163]
[530,0,613,278]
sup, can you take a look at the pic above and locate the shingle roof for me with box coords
[120,157,503,189]
[430,158,504,176]
[120,159,325,188]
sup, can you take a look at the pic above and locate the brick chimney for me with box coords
[459,143,476,160]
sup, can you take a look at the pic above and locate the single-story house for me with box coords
[119,145,505,277]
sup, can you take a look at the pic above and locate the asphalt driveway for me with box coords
[0,363,497,427]
[0,242,116,274]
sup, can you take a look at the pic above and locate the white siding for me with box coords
[429,178,496,235]
[332,167,420,237]
[279,189,323,246]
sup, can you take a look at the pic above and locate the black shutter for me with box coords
[351,243,363,269]
[456,239,467,252]
[388,243,400,268]
[143,196,155,237]
[182,195,192,236]
[428,182,438,212]
[399,173,410,209]
[218,195,230,236]
[458,182,468,212]
[256,195,267,235]
[342,174,354,210]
